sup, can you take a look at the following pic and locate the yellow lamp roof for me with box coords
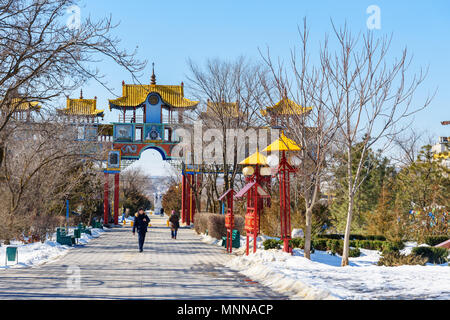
[239,151,268,166]
[261,97,312,116]
[263,133,301,152]
[109,83,199,110]
[58,98,104,116]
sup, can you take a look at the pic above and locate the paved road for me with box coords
[0,215,286,300]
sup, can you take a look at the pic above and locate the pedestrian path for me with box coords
[0,215,286,300]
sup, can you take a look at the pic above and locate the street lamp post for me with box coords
[263,133,300,253]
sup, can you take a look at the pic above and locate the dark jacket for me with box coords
[133,214,150,233]
[169,214,180,230]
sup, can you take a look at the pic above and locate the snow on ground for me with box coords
[199,233,450,300]
[118,216,135,223]
[0,228,106,270]
[226,247,450,300]
[199,233,274,251]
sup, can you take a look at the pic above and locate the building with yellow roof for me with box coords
[261,97,312,127]
[57,90,104,123]
[204,100,241,118]
[109,65,198,125]
[110,84,198,110]
[8,98,41,122]
[432,136,449,168]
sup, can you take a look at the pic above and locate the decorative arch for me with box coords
[139,145,168,161]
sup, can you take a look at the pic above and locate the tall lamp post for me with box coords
[236,150,271,255]
[263,133,300,253]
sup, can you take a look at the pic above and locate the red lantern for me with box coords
[225,212,234,229]
[245,211,258,233]
[219,189,235,253]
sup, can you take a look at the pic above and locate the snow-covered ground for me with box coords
[0,227,105,270]
[199,233,450,300]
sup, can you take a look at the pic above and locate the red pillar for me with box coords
[114,173,120,225]
[181,173,186,224]
[186,174,191,226]
[191,175,196,224]
[103,172,109,225]
[279,151,292,253]
[253,186,258,253]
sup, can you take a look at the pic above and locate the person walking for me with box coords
[169,210,180,239]
[121,208,126,223]
[133,208,150,252]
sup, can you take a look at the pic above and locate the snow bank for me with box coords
[0,227,106,270]
[200,234,222,246]
[226,248,450,300]
[227,250,337,300]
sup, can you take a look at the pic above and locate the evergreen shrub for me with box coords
[424,235,449,247]
[263,239,283,250]
[412,247,449,264]
[377,252,428,266]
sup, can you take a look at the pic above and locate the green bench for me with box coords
[56,227,74,246]
[222,230,241,249]
[5,246,18,266]
[92,221,103,229]
[77,223,92,235]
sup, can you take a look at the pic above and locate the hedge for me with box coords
[194,212,244,239]
[318,234,386,241]
[309,238,404,253]
[289,238,315,253]
[412,246,449,264]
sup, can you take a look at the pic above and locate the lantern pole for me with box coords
[279,150,294,253]
[181,171,186,224]
[114,173,120,225]
[103,172,109,226]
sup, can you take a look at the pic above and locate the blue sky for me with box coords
[76,0,449,174]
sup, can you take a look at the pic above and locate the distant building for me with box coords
[432,136,449,168]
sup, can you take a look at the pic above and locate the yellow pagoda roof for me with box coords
[263,133,301,152]
[434,152,450,160]
[239,150,268,166]
[261,97,312,116]
[11,99,41,112]
[109,84,199,110]
[206,101,240,117]
[58,98,104,116]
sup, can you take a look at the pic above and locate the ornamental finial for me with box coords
[151,62,156,85]
[80,89,83,99]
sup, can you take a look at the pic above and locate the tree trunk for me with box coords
[342,144,354,267]
[341,194,354,266]
[304,206,313,259]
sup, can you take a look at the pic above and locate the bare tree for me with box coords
[186,57,266,210]
[320,23,433,266]
[391,129,431,167]
[260,19,339,259]
[0,111,106,241]
[0,0,145,136]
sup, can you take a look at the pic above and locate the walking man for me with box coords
[169,210,180,239]
[133,208,150,252]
